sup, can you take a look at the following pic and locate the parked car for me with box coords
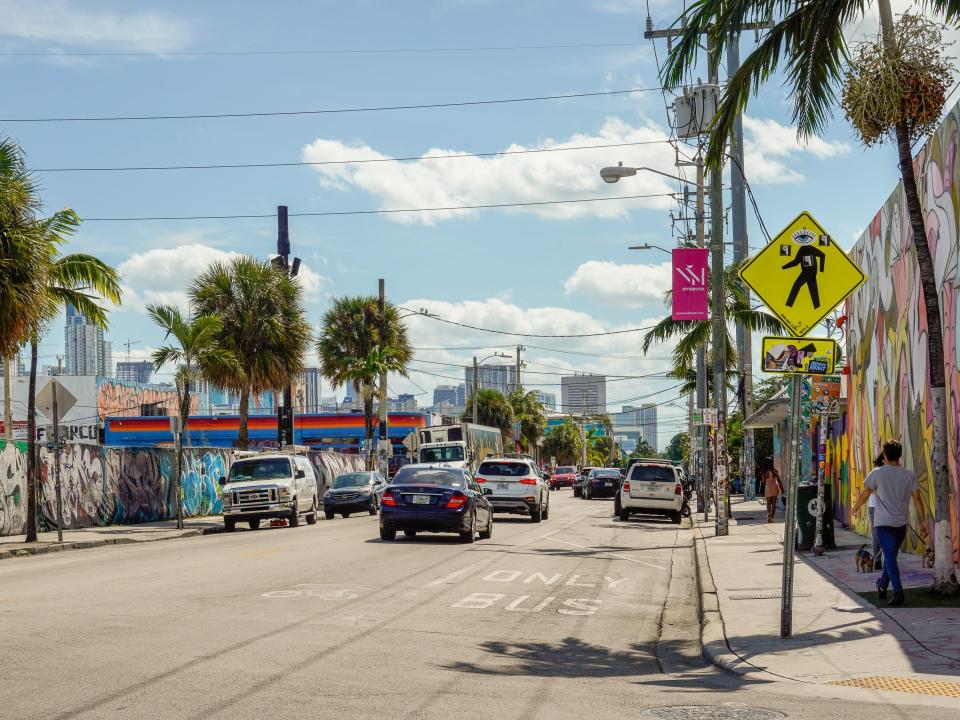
[615,461,683,524]
[475,456,550,522]
[573,466,600,496]
[323,471,387,519]
[219,453,319,531]
[582,468,623,500]
[379,464,493,542]
[552,465,579,491]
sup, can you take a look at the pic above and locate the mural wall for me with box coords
[0,440,26,537]
[846,100,960,558]
[95,377,190,420]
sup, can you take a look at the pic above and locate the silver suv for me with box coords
[615,460,683,524]
[219,454,319,531]
[475,456,550,523]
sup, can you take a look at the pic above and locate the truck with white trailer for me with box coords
[415,423,503,473]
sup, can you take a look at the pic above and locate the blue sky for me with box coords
[2,0,935,446]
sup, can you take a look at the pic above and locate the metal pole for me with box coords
[3,358,11,440]
[52,383,64,543]
[727,33,755,503]
[813,411,828,555]
[472,356,479,424]
[581,390,588,468]
[175,428,184,530]
[695,157,708,518]
[277,205,295,448]
[708,34,728,537]
[378,279,389,479]
[781,375,803,637]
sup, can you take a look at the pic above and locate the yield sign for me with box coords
[739,211,866,336]
[35,379,77,421]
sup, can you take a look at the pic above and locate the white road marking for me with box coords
[546,536,666,570]
[425,564,482,588]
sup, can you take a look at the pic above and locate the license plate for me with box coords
[648,484,659,492]
[497,482,509,490]
[604,482,612,487]
[412,495,431,504]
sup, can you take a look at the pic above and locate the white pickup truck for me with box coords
[219,453,320,531]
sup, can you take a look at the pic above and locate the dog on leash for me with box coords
[922,547,935,569]
[855,544,875,573]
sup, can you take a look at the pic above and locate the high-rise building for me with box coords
[532,390,556,411]
[387,393,417,412]
[456,383,467,406]
[298,367,322,413]
[560,374,607,415]
[64,304,111,376]
[464,364,517,397]
[432,384,458,407]
[0,353,25,377]
[612,403,659,453]
[638,403,658,451]
[115,361,153,384]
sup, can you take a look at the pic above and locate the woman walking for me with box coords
[761,457,784,523]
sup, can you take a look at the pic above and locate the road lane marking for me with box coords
[545,536,666,570]
[425,564,481,587]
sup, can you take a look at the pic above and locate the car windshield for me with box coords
[228,458,291,482]
[592,470,621,479]
[392,467,463,487]
[629,465,675,482]
[332,473,373,489]
[556,466,576,474]
[477,461,529,477]
[419,446,465,463]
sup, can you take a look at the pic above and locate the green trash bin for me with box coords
[795,483,835,550]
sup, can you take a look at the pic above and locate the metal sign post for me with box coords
[813,410,828,555]
[781,374,804,637]
[52,383,64,543]
[171,416,184,530]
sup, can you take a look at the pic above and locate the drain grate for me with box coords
[830,676,960,698]
[643,708,785,720]
[729,590,812,600]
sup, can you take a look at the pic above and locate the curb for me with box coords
[0,525,224,561]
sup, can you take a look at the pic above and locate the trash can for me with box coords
[795,483,835,550]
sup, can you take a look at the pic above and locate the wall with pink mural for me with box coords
[95,377,193,420]
[846,100,960,559]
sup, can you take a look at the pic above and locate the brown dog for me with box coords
[922,548,935,569]
[856,544,875,573]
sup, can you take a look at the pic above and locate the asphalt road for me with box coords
[0,491,950,719]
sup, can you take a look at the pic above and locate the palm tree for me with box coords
[190,256,312,451]
[664,0,957,594]
[317,296,413,464]
[462,388,514,443]
[541,418,583,466]
[508,388,546,454]
[25,231,122,541]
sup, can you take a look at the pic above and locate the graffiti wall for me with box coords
[95,377,193,420]
[307,450,367,496]
[0,440,26,536]
[827,415,850,526]
[846,100,960,558]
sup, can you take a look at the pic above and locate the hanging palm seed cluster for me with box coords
[841,13,954,146]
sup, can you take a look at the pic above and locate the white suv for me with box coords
[219,454,319,531]
[615,460,683,524]
[475,456,550,523]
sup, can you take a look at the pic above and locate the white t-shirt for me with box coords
[864,464,918,527]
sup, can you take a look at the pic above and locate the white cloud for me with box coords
[301,117,678,225]
[743,115,851,184]
[0,0,193,52]
[116,244,329,313]
[563,260,672,307]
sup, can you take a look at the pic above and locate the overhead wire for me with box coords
[401,307,658,338]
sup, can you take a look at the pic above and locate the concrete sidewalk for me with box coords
[695,498,960,705]
[0,516,225,560]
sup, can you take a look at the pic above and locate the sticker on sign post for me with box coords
[761,337,837,375]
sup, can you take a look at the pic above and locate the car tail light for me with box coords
[382,491,397,506]
[475,477,486,483]
[622,481,631,492]
[675,483,683,495]
[445,493,467,509]
[519,478,537,485]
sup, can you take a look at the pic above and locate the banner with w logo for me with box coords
[672,248,709,321]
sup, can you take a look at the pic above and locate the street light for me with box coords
[472,353,511,424]
[628,243,673,255]
[600,162,697,187]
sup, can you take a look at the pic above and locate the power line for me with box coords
[34,140,673,173]
[2,86,669,124]
[410,357,671,380]
[2,41,646,58]
[402,307,659,338]
[82,192,677,222]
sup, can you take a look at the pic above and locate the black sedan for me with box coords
[323,471,387,519]
[582,468,623,500]
[379,464,493,543]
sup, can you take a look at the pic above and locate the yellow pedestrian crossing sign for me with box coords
[739,211,866,337]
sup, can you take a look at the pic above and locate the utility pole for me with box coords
[3,358,11,440]
[728,33,755,503]
[708,35,729,537]
[695,157,709,519]
[515,345,524,394]
[274,205,299,449]
[378,279,389,479]
[580,389,588,468]
[472,356,479,425]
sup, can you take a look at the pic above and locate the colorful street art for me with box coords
[0,440,26,537]
[0,444,365,536]
[95,377,193,420]
[846,99,960,559]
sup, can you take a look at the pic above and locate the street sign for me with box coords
[761,337,837,375]
[739,211,866,336]
[811,375,842,412]
[35,379,77,421]
[672,247,709,320]
[694,408,718,426]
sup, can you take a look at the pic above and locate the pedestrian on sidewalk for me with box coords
[868,453,884,570]
[851,440,922,606]
[761,457,783,523]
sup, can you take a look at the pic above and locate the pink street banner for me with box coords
[672,248,709,321]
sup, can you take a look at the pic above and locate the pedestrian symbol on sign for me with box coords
[782,229,826,309]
